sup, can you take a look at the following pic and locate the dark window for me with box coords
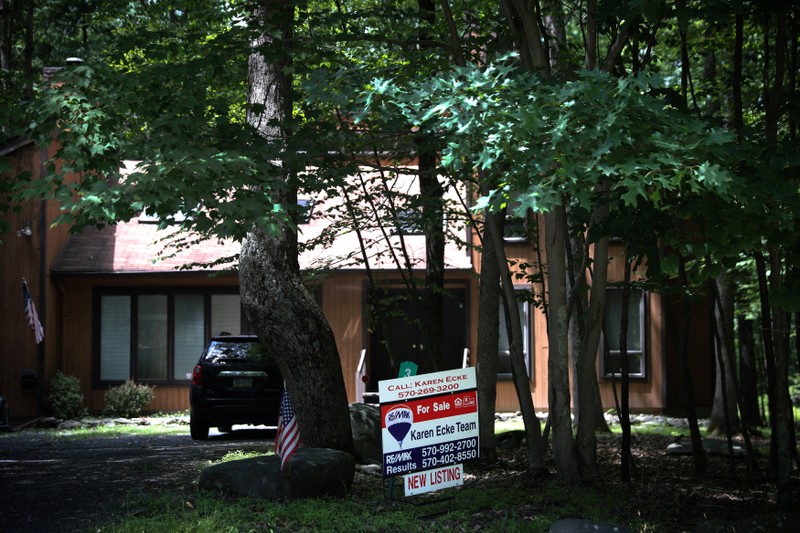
[297,198,314,224]
[97,290,244,384]
[602,289,646,378]
[393,207,425,235]
[498,290,531,378]
[503,215,529,242]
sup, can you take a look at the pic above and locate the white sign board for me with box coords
[404,463,464,496]
[379,367,479,484]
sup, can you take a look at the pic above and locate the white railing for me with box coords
[462,347,470,368]
[355,349,368,403]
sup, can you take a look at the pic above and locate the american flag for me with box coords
[275,386,299,471]
[22,279,44,344]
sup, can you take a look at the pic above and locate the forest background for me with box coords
[1,0,798,514]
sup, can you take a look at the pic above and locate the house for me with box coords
[1,144,714,420]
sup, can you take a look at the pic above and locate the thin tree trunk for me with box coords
[476,184,502,465]
[709,272,740,434]
[438,3,541,471]
[738,317,762,429]
[415,0,445,375]
[618,258,632,482]
[709,280,737,474]
[572,188,611,480]
[754,251,779,474]
[240,0,352,453]
[545,206,579,482]
[668,256,707,474]
[767,245,794,509]
[0,0,14,71]
[484,197,546,475]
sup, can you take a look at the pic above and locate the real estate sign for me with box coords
[379,366,479,494]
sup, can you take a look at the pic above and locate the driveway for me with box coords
[0,425,276,532]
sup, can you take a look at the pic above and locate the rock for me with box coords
[199,447,355,500]
[497,430,527,449]
[349,402,382,465]
[57,420,83,430]
[356,463,382,476]
[549,518,631,532]
[666,438,746,457]
[38,417,61,428]
[695,512,800,532]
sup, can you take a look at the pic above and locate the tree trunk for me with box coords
[737,317,762,428]
[767,245,794,509]
[484,190,545,475]
[668,256,707,474]
[573,230,610,480]
[476,206,502,465]
[545,206,579,482]
[416,0,445,375]
[708,272,740,434]
[240,0,352,453]
[0,0,14,71]
[618,258,632,482]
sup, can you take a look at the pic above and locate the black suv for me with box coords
[189,335,283,440]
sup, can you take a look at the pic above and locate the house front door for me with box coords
[367,285,467,389]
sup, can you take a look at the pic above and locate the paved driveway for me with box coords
[0,427,275,532]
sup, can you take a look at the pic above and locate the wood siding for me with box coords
[321,273,365,404]
[1,141,77,418]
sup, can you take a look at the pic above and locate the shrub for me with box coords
[47,372,88,420]
[104,381,155,418]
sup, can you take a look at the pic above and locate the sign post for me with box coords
[379,367,479,496]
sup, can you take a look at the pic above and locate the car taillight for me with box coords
[192,365,203,386]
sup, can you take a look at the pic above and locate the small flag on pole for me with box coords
[275,385,299,471]
[22,279,44,344]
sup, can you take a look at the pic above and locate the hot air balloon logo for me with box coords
[385,404,414,448]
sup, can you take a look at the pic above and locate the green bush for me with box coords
[47,372,88,420]
[104,381,155,418]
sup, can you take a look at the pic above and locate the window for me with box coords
[503,214,529,242]
[297,198,314,224]
[393,206,426,235]
[498,291,531,378]
[97,290,245,384]
[602,288,646,378]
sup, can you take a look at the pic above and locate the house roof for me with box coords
[51,221,239,274]
[51,165,473,276]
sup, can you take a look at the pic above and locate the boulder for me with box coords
[549,518,631,533]
[199,447,355,500]
[349,402,382,464]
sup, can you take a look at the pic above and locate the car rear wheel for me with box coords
[190,418,209,440]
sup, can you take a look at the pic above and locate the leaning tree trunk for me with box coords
[483,187,545,475]
[239,0,352,453]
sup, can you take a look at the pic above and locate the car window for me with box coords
[204,341,256,361]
